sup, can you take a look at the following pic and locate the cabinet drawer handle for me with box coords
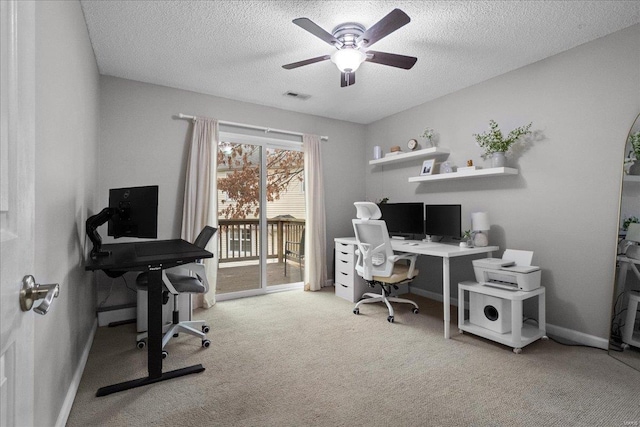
[340,260,347,263]
[341,272,348,276]
[340,284,347,288]
[340,251,348,255]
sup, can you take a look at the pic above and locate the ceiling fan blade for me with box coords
[340,71,356,87]
[293,18,343,48]
[365,50,417,69]
[357,9,410,48]
[282,55,331,70]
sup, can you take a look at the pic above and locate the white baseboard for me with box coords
[409,286,459,306]
[409,286,608,350]
[97,306,136,326]
[55,318,97,427]
[545,323,609,350]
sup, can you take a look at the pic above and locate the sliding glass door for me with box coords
[215,133,305,299]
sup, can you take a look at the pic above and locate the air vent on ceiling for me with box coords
[283,91,311,100]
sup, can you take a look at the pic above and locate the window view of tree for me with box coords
[217,144,304,219]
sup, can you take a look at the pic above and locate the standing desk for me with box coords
[85,239,212,396]
[337,237,497,339]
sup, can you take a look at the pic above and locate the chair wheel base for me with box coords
[136,340,146,349]
[202,339,211,348]
[387,316,394,323]
[412,308,419,314]
[202,325,210,333]
[353,308,359,315]
[162,350,168,359]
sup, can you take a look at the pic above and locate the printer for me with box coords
[472,249,541,291]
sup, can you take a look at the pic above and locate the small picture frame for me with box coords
[420,159,435,176]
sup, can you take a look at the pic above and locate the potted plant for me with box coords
[473,120,532,167]
[460,230,473,248]
[421,127,435,147]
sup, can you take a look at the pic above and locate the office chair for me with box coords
[284,227,305,280]
[351,202,420,323]
[136,226,217,356]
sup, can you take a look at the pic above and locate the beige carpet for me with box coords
[67,288,640,426]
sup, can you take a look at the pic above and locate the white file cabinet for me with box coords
[334,238,368,303]
[458,281,547,353]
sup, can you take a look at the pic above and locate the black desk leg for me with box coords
[147,266,163,378]
[96,266,205,397]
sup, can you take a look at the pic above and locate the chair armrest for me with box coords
[389,253,418,278]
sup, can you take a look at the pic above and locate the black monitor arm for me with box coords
[86,207,117,259]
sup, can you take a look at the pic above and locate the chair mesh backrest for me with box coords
[194,226,217,249]
[352,219,395,280]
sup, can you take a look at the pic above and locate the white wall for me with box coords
[364,24,640,340]
[34,1,99,425]
[97,76,366,304]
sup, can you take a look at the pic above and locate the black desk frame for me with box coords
[85,239,212,397]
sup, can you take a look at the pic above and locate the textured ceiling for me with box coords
[80,1,640,124]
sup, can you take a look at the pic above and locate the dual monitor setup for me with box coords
[379,202,461,241]
[86,185,159,259]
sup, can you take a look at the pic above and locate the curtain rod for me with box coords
[177,113,328,141]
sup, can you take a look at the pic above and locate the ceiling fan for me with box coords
[282,9,417,87]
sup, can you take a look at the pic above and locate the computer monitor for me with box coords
[108,185,159,239]
[379,203,424,238]
[425,204,461,240]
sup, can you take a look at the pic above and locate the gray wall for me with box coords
[364,24,640,340]
[34,1,99,425]
[97,76,366,304]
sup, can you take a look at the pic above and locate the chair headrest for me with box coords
[354,202,382,220]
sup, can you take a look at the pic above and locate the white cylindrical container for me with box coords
[373,146,382,160]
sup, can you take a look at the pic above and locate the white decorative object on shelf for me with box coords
[369,147,450,166]
[408,167,518,183]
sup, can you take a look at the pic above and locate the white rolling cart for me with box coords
[458,281,547,353]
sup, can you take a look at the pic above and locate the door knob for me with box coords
[19,275,59,315]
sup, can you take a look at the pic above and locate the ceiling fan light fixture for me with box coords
[330,48,366,72]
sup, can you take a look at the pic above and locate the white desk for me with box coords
[336,237,498,338]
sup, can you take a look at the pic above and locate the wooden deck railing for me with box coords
[217,218,305,263]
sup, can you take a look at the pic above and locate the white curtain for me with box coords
[181,117,218,308]
[303,134,327,291]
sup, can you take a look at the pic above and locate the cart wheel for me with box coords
[353,308,359,315]
[162,350,168,359]
[202,339,211,348]
[387,316,394,323]
[513,348,522,354]
[202,325,210,333]
[136,340,146,349]
[412,308,419,314]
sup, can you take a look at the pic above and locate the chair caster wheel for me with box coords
[513,348,522,354]
[173,333,179,338]
[387,316,394,323]
[136,340,146,349]
[202,325,210,333]
[412,308,419,314]
[353,308,359,315]
[162,350,168,359]
[202,339,211,348]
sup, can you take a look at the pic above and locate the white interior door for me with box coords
[0,1,36,425]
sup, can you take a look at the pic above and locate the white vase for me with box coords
[491,152,506,168]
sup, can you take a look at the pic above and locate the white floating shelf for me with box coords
[408,167,519,183]
[369,147,450,166]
